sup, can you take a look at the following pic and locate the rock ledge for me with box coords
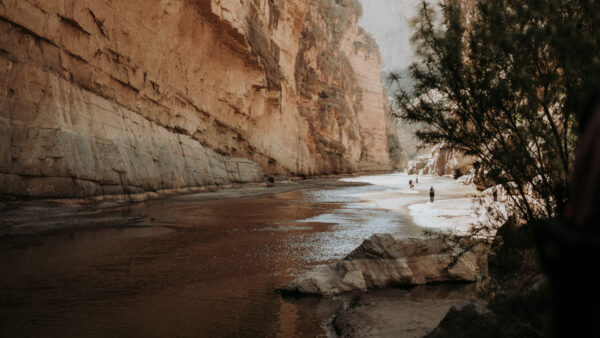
[280,234,488,296]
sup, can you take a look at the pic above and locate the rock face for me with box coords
[425,300,498,338]
[294,0,393,173]
[408,144,475,177]
[332,285,478,338]
[0,0,394,199]
[280,234,488,296]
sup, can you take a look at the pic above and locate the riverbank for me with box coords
[339,173,482,235]
[279,232,489,337]
[0,177,367,238]
[0,171,392,206]
[281,174,487,337]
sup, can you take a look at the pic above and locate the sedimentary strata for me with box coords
[0,0,395,199]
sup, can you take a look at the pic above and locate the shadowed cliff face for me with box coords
[0,0,393,199]
[294,0,393,174]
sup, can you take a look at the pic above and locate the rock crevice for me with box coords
[280,234,489,296]
[1,0,396,199]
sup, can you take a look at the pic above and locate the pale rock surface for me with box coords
[0,0,395,199]
[281,234,488,296]
[408,144,475,177]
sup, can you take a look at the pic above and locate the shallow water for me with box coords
[0,174,476,337]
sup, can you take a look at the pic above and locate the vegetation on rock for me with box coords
[391,0,600,336]
[391,0,600,224]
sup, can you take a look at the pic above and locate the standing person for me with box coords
[409,179,413,189]
[416,177,419,184]
[429,186,435,202]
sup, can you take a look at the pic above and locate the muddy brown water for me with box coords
[0,176,467,337]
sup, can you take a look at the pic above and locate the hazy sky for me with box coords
[359,0,422,72]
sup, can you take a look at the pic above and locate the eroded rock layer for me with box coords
[280,234,489,296]
[0,0,393,198]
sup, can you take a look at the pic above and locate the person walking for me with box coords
[409,179,413,189]
[429,186,435,202]
[416,177,419,184]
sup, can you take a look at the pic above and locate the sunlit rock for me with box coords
[0,0,395,199]
[280,234,488,296]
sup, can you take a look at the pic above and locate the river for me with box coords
[0,173,478,337]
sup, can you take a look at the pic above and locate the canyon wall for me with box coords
[0,0,394,199]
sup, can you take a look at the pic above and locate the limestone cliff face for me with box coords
[294,0,393,174]
[0,0,393,199]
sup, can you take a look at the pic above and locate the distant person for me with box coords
[429,186,435,202]
[416,177,419,184]
[409,179,413,189]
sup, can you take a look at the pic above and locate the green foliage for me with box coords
[391,0,600,224]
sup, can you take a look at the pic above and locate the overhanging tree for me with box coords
[392,0,600,224]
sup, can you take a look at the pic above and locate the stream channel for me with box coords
[1,173,478,337]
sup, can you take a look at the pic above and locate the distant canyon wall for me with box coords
[408,145,474,177]
[0,0,395,199]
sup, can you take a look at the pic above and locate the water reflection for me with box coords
[0,174,474,337]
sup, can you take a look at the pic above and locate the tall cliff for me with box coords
[0,0,394,199]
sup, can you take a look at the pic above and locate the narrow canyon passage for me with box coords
[0,174,478,337]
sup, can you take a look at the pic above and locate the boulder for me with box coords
[425,300,499,338]
[280,234,489,296]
